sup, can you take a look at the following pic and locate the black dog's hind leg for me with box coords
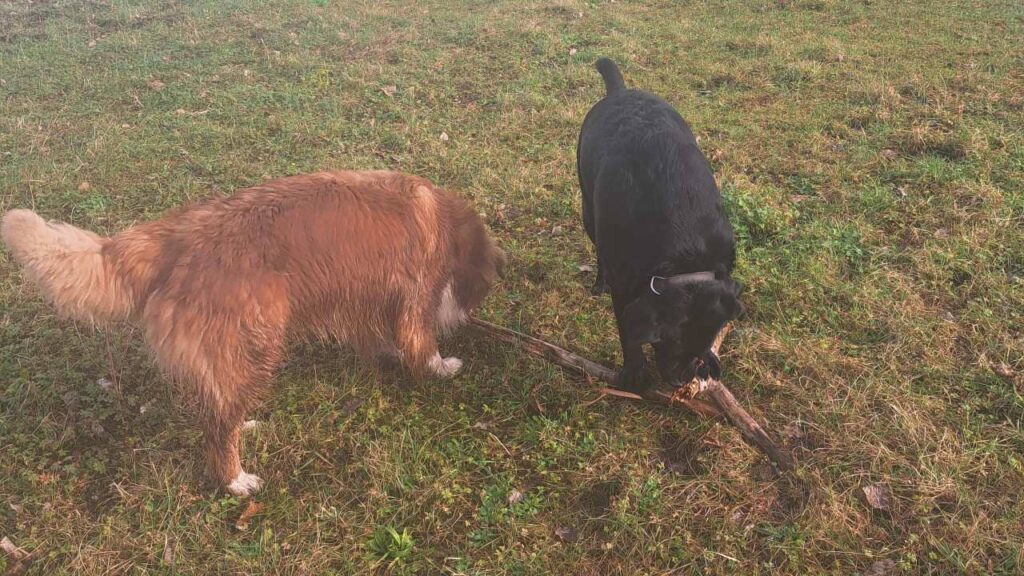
[591,257,609,296]
[580,185,610,296]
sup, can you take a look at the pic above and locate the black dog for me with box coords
[577,58,743,394]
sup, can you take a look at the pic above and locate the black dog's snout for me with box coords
[699,351,722,381]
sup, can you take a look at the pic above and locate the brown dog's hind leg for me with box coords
[192,322,283,497]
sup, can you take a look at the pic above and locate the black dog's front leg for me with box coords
[613,299,652,394]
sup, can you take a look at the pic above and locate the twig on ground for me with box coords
[469,317,792,471]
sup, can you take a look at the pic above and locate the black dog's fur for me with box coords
[577,58,743,394]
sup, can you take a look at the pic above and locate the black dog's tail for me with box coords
[595,58,626,95]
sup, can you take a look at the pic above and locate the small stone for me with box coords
[554,526,578,543]
[341,397,365,416]
[862,483,892,510]
[62,391,80,409]
[439,131,449,142]
[865,558,897,576]
[569,48,577,56]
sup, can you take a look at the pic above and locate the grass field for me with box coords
[2,0,1023,573]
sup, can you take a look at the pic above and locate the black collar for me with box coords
[650,271,716,295]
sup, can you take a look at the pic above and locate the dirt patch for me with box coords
[580,480,620,518]
[888,130,968,161]
[657,431,708,476]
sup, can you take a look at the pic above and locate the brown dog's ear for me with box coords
[623,297,660,345]
[494,246,508,279]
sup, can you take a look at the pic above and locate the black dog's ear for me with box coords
[623,297,660,345]
[721,278,744,321]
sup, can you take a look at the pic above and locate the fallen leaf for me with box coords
[147,79,166,91]
[862,483,892,510]
[381,84,397,97]
[550,225,564,236]
[174,108,187,116]
[88,39,97,48]
[439,131,449,142]
[569,48,578,56]
[507,489,524,505]
[577,264,594,273]
[993,363,1014,380]
[554,526,578,543]
[0,537,28,561]
[78,181,91,192]
[933,228,950,239]
[234,501,264,531]
[96,377,113,391]
[162,535,175,566]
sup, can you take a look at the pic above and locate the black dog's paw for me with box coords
[616,366,653,395]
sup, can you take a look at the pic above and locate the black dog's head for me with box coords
[622,277,743,387]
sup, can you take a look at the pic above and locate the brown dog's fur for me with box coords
[1,170,504,496]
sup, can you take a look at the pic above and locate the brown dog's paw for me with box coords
[226,471,264,497]
[429,354,463,378]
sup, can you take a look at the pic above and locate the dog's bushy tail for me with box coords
[2,209,134,324]
[595,57,626,94]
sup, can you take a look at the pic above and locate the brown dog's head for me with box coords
[623,277,743,387]
[449,200,505,312]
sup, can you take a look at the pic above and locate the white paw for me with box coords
[226,471,264,497]
[429,354,463,378]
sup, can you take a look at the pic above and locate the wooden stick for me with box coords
[469,317,720,417]
[469,317,792,471]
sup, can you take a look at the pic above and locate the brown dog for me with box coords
[1,170,504,496]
